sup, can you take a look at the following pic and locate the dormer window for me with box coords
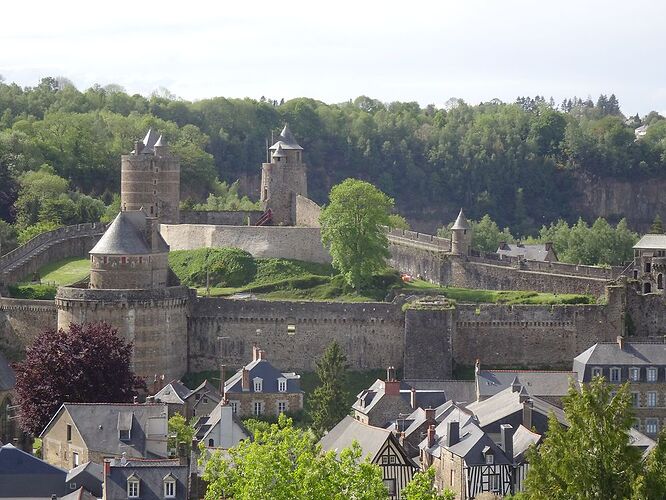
[120,429,131,441]
[127,475,140,498]
[163,473,176,498]
[278,377,287,393]
[253,377,263,392]
[485,453,494,465]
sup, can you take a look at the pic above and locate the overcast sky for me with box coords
[2,0,665,115]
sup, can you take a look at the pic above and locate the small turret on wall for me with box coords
[260,124,308,226]
[451,208,472,256]
[121,129,181,224]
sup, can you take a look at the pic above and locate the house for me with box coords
[195,400,250,449]
[223,346,303,418]
[353,367,467,427]
[0,442,99,498]
[153,379,221,419]
[632,234,666,294]
[40,402,169,469]
[574,337,666,437]
[102,457,189,500]
[419,402,539,499]
[0,351,18,447]
[496,241,558,262]
[475,364,578,407]
[66,461,103,498]
[320,415,417,499]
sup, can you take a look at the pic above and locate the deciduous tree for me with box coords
[402,467,455,500]
[308,341,350,434]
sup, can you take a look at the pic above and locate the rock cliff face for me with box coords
[570,173,666,231]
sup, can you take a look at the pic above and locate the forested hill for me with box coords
[1,77,665,235]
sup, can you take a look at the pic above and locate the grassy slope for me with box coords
[37,257,90,286]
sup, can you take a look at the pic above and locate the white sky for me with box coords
[2,0,665,115]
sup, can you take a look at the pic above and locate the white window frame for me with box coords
[127,478,140,498]
[610,367,621,383]
[72,451,79,467]
[646,419,659,434]
[489,474,500,492]
[630,367,640,382]
[647,391,657,407]
[277,401,287,414]
[164,478,176,498]
[253,401,264,416]
[485,454,494,465]
[647,367,658,382]
[230,401,239,414]
[631,392,640,408]
[383,478,396,496]
[592,367,603,378]
[253,377,263,393]
[278,377,287,393]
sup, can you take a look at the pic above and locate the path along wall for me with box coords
[188,297,404,373]
[180,210,263,226]
[0,298,57,360]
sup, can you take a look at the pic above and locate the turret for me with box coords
[451,208,471,256]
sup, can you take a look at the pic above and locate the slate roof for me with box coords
[574,342,666,367]
[130,128,162,154]
[476,370,578,399]
[512,425,541,461]
[405,379,477,404]
[319,416,394,461]
[199,403,250,448]
[90,211,168,255]
[634,234,666,249]
[352,379,452,415]
[224,359,301,394]
[105,458,189,500]
[40,403,169,459]
[154,380,192,404]
[0,443,68,497]
[0,351,15,392]
[66,460,103,483]
[269,123,303,151]
[61,487,98,500]
[451,209,470,230]
[496,243,557,262]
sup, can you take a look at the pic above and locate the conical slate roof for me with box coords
[451,208,470,230]
[272,143,287,158]
[90,211,168,255]
[269,123,303,151]
[143,128,160,149]
[154,134,166,147]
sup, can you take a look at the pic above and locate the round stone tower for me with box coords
[260,124,307,226]
[451,208,472,256]
[121,129,180,223]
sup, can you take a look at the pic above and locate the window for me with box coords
[389,455,397,464]
[646,419,659,434]
[633,269,639,279]
[70,482,77,490]
[253,401,263,416]
[383,479,396,496]
[164,478,176,498]
[138,256,143,264]
[646,262,652,273]
[659,274,664,290]
[121,256,127,264]
[203,397,208,404]
[645,282,652,294]
[230,401,239,414]
[253,378,263,392]
[119,429,131,441]
[647,392,657,407]
[381,456,389,464]
[72,451,79,467]
[610,367,621,383]
[277,401,287,414]
[208,439,214,447]
[450,469,455,488]
[630,367,641,382]
[631,392,640,407]
[489,474,500,492]
[195,393,201,401]
[592,367,603,378]
[127,478,140,498]
[485,454,494,465]
[287,323,296,335]
[66,424,72,442]
[278,378,287,392]
[103,256,108,264]
[648,368,658,382]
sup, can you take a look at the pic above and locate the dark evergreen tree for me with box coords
[308,341,350,434]
[650,214,664,234]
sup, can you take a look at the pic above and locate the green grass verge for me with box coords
[34,257,90,286]
[8,284,57,300]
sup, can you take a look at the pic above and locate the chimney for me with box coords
[241,368,250,392]
[386,366,396,381]
[133,396,138,405]
[475,359,481,375]
[618,336,625,350]
[424,407,436,422]
[500,424,514,463]
[257,349,265,361]
[134,140,144,154]
[523,400,533,430]
[103,459,111,477]
[399,431,405,446]
[220,363,226,395]
[177,441,188,466]
[446,421,459,448]
[252,344,260,362]
[120,452,127,466]
[410,387,417,409]
[518,386,529,403]
[511,377,521,393]
[427,424,436,448]
[384,366,400,396]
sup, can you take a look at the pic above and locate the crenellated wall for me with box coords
[0,298,57,360]
[179,210,263,226]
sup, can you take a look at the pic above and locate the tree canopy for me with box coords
[308,341,350,434]
[14,321,145,435]
[320,179,393,289]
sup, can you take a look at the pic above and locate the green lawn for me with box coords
[37,257,90,286]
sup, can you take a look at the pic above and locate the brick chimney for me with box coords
[252,344,260,362]
[427,424,436,448]
[257,349,265,361]
[617,336,625,350]
[410,387,417,409]
[446,421,459,447]
[384,366,400,396]
[424,407,436,422]
[241,368,250,392]
[501,424,514,463]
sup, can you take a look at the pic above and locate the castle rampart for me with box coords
[0,297,57,360]
[179,210,263,226]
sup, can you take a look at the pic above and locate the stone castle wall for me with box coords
[625,287,666,337]
[160,224,332,264]
[295,195,321,227]
[188,297,405,373]
[180,210,263,226]
[0,298,57,360]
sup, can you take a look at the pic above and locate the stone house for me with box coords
[574,338,666,437]
[496,242,558,262]
[102,457,188,500]
[632,234,666,294]
[153,379,221,419]
[40,402,169,469]
[320,415,417,499]
[223,346,303,418]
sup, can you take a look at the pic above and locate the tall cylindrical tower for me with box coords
[121,129,181,224]
[260,124,307,226]
[451,208,472,256]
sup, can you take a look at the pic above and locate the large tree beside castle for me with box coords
[320,179,393,289]
[14,321,145,435]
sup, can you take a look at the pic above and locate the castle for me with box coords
[1,125,665,385]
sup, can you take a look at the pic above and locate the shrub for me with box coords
[8,284,57,300]
[169,248,257,287]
